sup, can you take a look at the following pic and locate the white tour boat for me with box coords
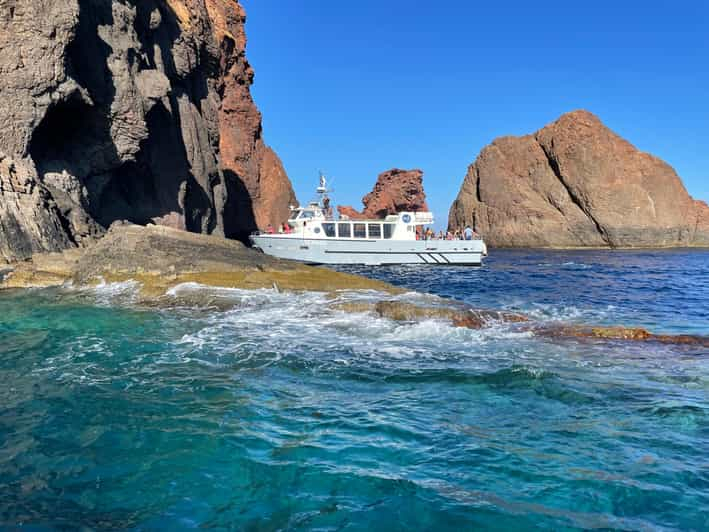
[250,175,487,266]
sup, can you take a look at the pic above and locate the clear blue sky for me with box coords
[241,0,708,226]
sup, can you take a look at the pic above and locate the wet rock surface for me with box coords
[449,110,709,248]
[338,168,428,219]
[330,299,709,348]
[0,0,295,261]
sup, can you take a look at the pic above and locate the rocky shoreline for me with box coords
[0,223,397,296]
[2,223,706,349]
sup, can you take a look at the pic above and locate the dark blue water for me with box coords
[1,250,708,530]
[337,249,709,336]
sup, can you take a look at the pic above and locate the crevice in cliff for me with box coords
[538,141,613,247]
[66,0,115,106]
[474,167,483,205]
[221,169,257,243]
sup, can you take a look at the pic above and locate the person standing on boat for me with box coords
[464,226,473,240]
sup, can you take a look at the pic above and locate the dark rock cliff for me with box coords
[0,0,296,261]
[449,110,709,248]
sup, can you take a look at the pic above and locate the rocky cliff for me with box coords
[449,110,709,248]
[338,168,428,219]
[0,0,295,262]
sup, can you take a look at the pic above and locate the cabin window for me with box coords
[353,223,366,238]
[338,223,351,238]
[323,223,336,237]
[368,223,381,238]
[299,210,314,219]
[383,224,395,239]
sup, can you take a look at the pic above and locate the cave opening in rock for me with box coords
[28,94,103,179]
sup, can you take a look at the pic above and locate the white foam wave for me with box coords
[537,261,593,270]
[77,278,142,306]
[496,299,617,325]
[168,286,534,367]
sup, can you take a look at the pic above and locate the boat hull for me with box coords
[250,235,486,265]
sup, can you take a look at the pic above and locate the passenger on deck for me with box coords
[277,224,284,234]
[266,224,274,234]
[284,224,292,234]
[464,226,473,240]
[446,231,453,240]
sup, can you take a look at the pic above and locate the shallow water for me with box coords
[1,250,708,530]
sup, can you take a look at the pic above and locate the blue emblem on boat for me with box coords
[402,214,411,223]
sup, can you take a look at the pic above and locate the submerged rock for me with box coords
[331,300,529,329]
[338,169,428,219]
[539,325,709,347]
[374,300,528,328]
[449,110,709,248]
[331,299,709,348]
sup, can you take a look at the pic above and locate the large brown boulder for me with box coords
[0,0,295,261]
[449,110,709,248]
[338,168,428,219]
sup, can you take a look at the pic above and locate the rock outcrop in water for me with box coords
[329,300,709,348]
[0,223,397,296]
[449,110,709,248]
[338,168,428,219]
[0,0,296,262]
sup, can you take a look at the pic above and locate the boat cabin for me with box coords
[287,203,434,241]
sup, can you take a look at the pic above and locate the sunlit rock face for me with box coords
[338,168,428,219]
[0,0,295,261]
[449,110,709,248]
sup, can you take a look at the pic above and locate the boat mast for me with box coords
[316,171,333,218]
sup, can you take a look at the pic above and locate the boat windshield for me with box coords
[299,210,315,219]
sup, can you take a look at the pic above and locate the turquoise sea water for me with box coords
[1,250,708,530]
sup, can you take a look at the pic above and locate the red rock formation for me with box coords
[338,168,428,219]
[207,0,297,237]
[449,110,709,248]
[336,205,367,220]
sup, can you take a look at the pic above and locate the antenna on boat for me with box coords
[315,170,335,218]
[317,170,327,194]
